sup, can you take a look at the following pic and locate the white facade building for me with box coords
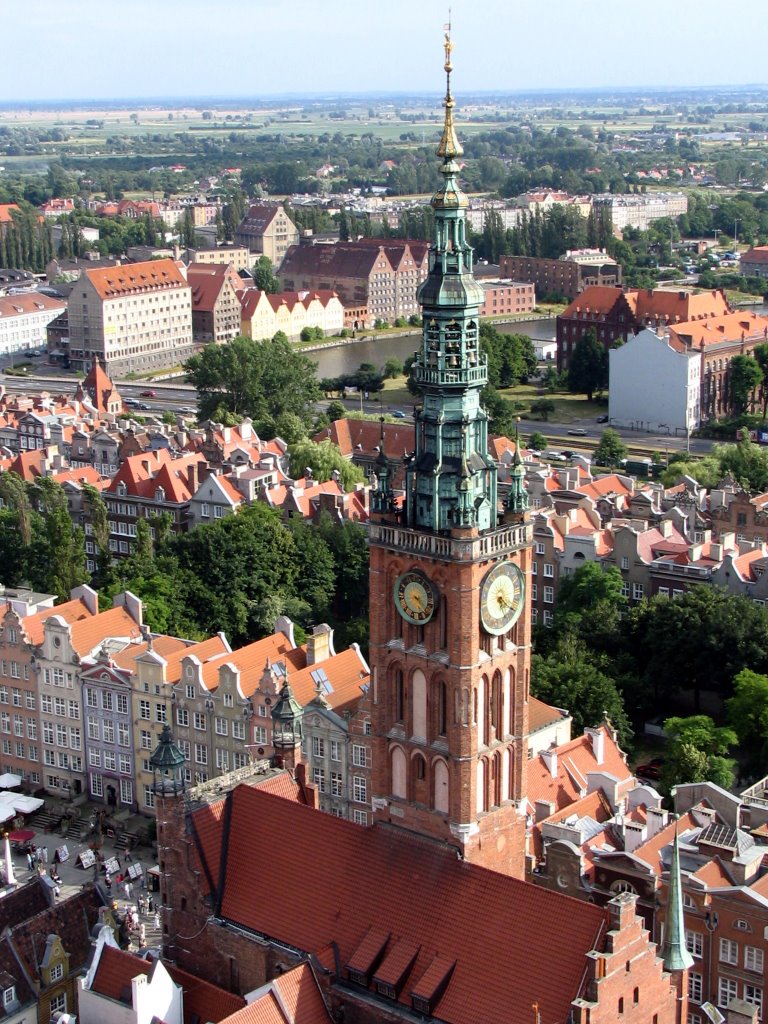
[609,327,700,434]
[593,192,688,233]
[0,294,65,357]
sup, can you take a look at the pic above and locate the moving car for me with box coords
[392,410,406,418]
[567,427,587,436]
[596,414,609,424]
[546,450,566,462]
[140,389,156,398]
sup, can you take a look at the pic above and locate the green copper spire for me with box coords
[371,418,396,514]
[405,26,497,534]
[661,826,694,972]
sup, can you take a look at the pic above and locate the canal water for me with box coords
[310,318,556,379]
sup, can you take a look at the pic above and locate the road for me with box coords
[3,367,715,461]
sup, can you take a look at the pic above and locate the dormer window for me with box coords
[49,962,64,982]
[2,986,15,1009]
[155,487,165,502]
[117,482,127,496]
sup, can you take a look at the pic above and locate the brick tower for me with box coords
[367,26,532,879]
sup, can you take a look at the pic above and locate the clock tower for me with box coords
[367,27,532,879]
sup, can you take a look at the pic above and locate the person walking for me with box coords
[124,880,133,900]
[26,850,34,872]
[153,910,160,930]
[41,846,48,865]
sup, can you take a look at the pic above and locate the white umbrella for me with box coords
[0,774,21,790]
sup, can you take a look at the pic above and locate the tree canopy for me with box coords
[661,715,736,793]
[184,334,321,435]
[567,327,608,402]
[592,428,628,468]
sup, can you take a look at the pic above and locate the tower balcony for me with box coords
[369,520,531,563]
[412,362,488,388]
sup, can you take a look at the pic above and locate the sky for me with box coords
[3,0,767,103]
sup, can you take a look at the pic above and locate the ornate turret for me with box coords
[405,25,499,535]
[271,673,303,770]
[371,418,396,514]
[149,723,187,796]
[504,421,530,520]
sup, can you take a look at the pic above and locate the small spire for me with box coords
[436,16,463,163]
[661,824,694,972]
[512,417,523,468]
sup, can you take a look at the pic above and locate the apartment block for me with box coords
[67,258,194,375]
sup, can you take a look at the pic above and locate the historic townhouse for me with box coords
[239,287,344,341]
[131,634,231,813]
[0,588,97,785]
[36,597,142,798]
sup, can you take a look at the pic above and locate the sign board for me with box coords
[104,856,119,875]
[78,849,96,869]
[128,862,143,880]
[55,844,69,863]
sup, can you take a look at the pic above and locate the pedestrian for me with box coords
[153,911,160,930]
[53,848,60,865]
[41,846,48,865]
[53,884,60,899]
[115,853,121,868]
[26,851,34,871]
[36,846,43,864]
[139,923,146,947]
[124,880,132,900]
[147,895,154,914]
[140,873,146,891]
[105,875,112,892]
[125,849,132,863]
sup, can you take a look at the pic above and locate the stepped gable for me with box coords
[189,785,608,1024]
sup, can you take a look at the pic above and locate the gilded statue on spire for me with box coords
[436,18,463,163]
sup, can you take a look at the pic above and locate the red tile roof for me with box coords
[85,258,188,301]
[90,944,246,1023]
[190,786,609,1024]
[0,292,65,319]
[668,310,768,351]
[0,204,20,224]
[221,964,330,1024]
[68,606,142,657]
[21,597,95,645]
[526,725,631,811]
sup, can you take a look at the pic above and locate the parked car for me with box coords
[140,389,156,398]
[596,414,609,424]
[567,427,588,436]
[635,758,664,781]
[546,450,566,462]
[392,410,406,418]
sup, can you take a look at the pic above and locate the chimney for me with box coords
[112,590,143,630]
[623,821,646,853]
[726,1001,760,1024]
[187,461,199,493]
[535,798,555,822]
[585,727,604,764]
[306,623,334,665]
[70,584,99,615]
[645,806,669,838]
[541,747,558,778]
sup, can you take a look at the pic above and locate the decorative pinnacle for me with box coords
[436,16,463,163]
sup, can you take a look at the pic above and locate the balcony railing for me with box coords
[369,521,531,562]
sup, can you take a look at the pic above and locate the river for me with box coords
[309,318,556,379]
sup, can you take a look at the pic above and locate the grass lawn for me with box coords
[501,383,605,424]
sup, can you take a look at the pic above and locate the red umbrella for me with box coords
[8,829,35,843]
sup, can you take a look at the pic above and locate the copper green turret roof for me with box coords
[661,826,694,972]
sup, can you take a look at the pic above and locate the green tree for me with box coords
[593,428,628,468]
[288,439,365,490]
[32,477,88,600]
[531,633,632,748]
[730,354,762,415]
[661,715,736,792]
[528,431,547,451]
[754,343,768,418]
[383,358,403,379]
[568,327,608,401]
[727,669,768,775]
[82,483,113,586]
[530,398,555,421]
[253,255,280,293]
[184,334,321,432]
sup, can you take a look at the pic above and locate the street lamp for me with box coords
[734,219,740,250]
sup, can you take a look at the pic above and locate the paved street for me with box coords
[7,825,162,952]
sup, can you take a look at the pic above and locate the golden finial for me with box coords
[436,14,463,162]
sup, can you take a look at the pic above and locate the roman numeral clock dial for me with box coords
[394,571,438,625]
[480,561,525,635]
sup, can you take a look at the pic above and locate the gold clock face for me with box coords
[480,561,525,635]
[394,570,437,625]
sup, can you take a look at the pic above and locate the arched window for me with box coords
[476,759,487,813]
[394,669,404,723]
[476,676,486,747]
[610,879,637,895]
[413,753,426,781]
[391,747,407,799]
[507,747,515,801]
[412,670,427,740]
[434,759,449,814]
[492,751,502,807]
[437,680,447,736]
